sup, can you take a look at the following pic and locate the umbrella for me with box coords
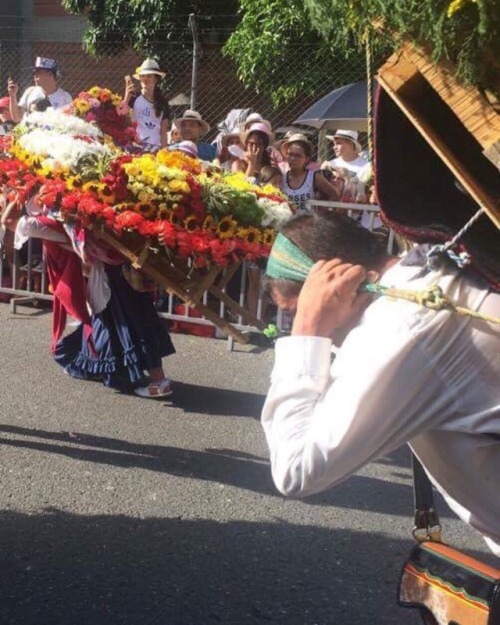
[294,81,374,132]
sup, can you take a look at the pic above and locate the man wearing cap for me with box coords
[0,96,15,135]
[173,110,216,161]
[321,129,368,175]
[7,57,72,123]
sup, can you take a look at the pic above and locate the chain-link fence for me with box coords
[0,26,367,142]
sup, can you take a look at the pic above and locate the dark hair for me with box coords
[263,212,387,296]
[259,165,282,184]
[153,82,170,119]
[31,97,52,112]
[246,130,271,166]
[288,140,312,159]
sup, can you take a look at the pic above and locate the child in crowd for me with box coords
[259,166,283,189]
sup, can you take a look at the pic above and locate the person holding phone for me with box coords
[124,58,170,150]
[8,57,72,123]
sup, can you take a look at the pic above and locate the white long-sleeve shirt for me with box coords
[262,259,500,555]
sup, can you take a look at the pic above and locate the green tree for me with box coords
[304,0,500,93]
[61,0,239,55]
[223,0,373,107]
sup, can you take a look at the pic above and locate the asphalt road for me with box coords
[0,303,494,625]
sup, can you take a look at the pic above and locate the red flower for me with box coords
[158,220,176,249]
[113,210,146,233]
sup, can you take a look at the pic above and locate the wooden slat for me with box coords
[377,73,500,228]
[395,44,500,150]
[94,230,253,344]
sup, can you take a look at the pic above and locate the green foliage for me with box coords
[223,0,375,107]
[61,0,238,56]
[304,0,500,93]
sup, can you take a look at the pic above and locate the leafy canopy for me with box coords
[61,0,238,55]
[304,0,500,93]
[223,0,376,106]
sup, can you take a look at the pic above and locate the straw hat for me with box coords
[242,122,275,145]
[242,113,272,132]
[280,133,314,157]
[173,109,210,136]
[326,129,362,154]
[133,58,167,80]
[221,129,242,147]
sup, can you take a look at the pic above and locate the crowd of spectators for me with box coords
[1,55,380,314]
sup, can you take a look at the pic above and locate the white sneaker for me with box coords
[134,378,173,399]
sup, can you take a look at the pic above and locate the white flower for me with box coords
[257,197,293,228]
[22,109,102,139]
[19,129,112,171]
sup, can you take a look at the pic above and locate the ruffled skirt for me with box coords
[55,265,175,391]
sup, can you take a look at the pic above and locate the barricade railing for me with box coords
[0,203,396,348]
[0,237,53,312]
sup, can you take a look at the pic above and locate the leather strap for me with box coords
[411,453,441,541]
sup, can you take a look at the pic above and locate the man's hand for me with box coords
[7,78,18,98]
[292,259,369,338]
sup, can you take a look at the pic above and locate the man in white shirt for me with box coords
[321,129,367,175]
[7,57,72,122]
[262,212,500,556]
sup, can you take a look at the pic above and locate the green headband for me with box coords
[266,233,315,282]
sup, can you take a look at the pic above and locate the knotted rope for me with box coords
[362,282,500,325]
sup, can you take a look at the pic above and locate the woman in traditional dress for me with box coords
[1,194,175,398]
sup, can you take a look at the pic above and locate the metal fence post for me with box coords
[188,13,200,110]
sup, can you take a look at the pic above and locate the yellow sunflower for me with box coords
[236,227,262,244]
[216,216,238,239]
[183,215,199,233]
[202,216,216,231]
[135,202,156,219]
[262,228,276,246]
[158,204,171,220]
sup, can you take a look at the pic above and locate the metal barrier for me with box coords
[306,200,398,254]
[0,203,396,349]
[0,236,53,312]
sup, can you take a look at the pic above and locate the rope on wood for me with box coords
[362,282,500,326]
[364,33,374,162]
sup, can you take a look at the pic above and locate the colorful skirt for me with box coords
[55,265,175,391]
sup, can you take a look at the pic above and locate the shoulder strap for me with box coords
[411,453,442,543]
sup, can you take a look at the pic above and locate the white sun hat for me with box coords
[325,129,362,154]
[133,58,167,80]
[173,109,210,136]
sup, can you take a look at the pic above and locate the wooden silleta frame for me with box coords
[377,43,500,229]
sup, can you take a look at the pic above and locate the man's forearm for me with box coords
[9,98,23,123]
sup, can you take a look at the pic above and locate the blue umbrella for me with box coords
[294,81,374,132]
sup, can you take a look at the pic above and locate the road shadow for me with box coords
[168,381,266,418]
[0,426,452,518]
[0,509,429,625]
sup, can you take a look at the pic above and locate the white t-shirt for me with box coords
[19,86,72,112]
[132,94,167,148]
[262,257,500,555]
[322,154,368,175]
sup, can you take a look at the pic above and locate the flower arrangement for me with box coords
[1,105,293,268]
[68,86,137,148]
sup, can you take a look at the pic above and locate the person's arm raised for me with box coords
[314,170,341,201]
